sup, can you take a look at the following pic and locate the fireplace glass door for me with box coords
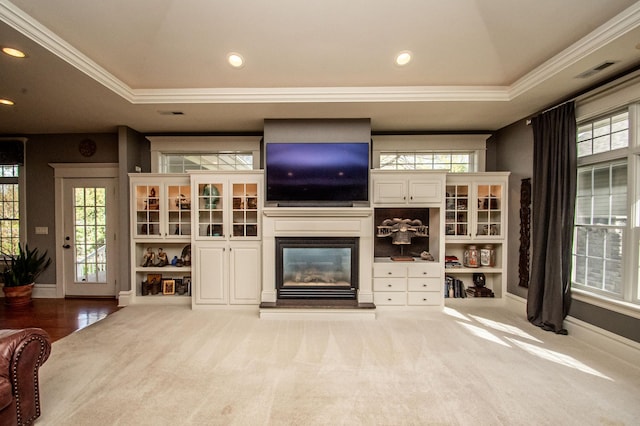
[276,237,358,299]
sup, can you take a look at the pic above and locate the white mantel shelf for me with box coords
[263,207,372,217]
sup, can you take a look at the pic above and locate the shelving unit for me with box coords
[129,174,192,304]
[444,172,509,303]
[190,171,263,307]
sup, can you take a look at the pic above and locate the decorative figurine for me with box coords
[141,247,155,267]
[376,218,428,261]
[203,184,219,209]
[156,248,168,267]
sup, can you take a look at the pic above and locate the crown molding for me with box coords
[509,1,640,99]
[3,0,640,105]
[130,86,510,104]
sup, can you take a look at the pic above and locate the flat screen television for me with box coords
[265,142,370,206]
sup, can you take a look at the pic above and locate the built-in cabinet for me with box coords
[444,172,509,301]
[372,173,443,205]
[129,174,193,304]
[373,260,442,306]
[127,170,508,310]
[190,172,263,307]
[371,170,446,308]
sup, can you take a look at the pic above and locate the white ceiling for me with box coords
[2,0,640,135]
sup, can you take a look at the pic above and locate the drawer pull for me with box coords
[387,272,392,275]
[422,272,427,275]
[422,284,427,287]
[387,298,392,301]
[423,298,428,301]
[387,284,392,287]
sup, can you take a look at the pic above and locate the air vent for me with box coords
[576,61,617,79]
[157,110,184,115]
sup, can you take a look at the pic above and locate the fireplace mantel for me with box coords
[261,207,374,305]
[263,207,372,218]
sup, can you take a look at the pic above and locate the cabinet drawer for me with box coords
[374,292,406,306]
[408,263,441,278]
[407,291,441,306]
[373,263,407,278]
[408,277,441,292]
[373,278,407,292]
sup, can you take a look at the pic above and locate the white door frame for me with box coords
[51,163,119,298]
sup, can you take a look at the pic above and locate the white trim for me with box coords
[118,290,133,307]
[3,0,640,105]
[572,289,640,320]
[31,283,56,298]
[565,316,640,368]
[505,293,640,367]
[371,134,488,170]
[50,163,119,298]
[148,136,261,173]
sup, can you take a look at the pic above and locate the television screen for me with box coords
[266,142,370,205]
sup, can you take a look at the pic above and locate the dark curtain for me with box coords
[527,102,576,334]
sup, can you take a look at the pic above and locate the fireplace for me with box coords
[276,237,359,299]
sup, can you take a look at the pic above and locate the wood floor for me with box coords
[0,298,120,342]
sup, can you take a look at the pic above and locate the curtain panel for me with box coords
[528,102,576,334]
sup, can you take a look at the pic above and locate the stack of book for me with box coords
[445,255,462,269]
[465,286,495,298]
[444,275,467,298]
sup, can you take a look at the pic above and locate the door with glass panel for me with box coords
[63,178,117,297]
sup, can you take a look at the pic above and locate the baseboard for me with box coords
[564,316,640,367]
[118,290,133,307]
[505,292,640,367]
[32,283,57,298]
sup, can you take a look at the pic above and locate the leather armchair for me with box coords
[0,328,51,426]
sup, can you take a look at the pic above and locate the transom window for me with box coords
[160,153,253,173]
[0,165,20,255]
[379,152,472,172]
[577,111,628,157]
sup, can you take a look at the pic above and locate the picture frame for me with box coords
[146,273,162,285]
[162,279,175,295]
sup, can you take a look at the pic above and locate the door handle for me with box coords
[63,244,71,249]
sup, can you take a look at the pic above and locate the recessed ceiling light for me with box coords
[0,99,15,106]
[227,52,244,68]
[2,47,26,58]
[395,50,412,66]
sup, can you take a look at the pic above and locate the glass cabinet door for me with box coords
[476,184,502,237]
[197,182,224,237]
[166,184,191,237]
[231,182,259,237]
[445,184,469,237]
[134,184,161,237]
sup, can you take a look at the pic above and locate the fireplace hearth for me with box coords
[276,237,359,299]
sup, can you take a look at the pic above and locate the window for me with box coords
[0,165,20,255]
[577,111,628,157]
[572,108,639,304]
[573,161,626,296]
[379,151,472,172]
[160,152,253,173]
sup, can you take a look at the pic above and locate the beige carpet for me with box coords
[38,304,640,425]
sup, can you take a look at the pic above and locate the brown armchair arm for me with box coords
[0,328,51,425]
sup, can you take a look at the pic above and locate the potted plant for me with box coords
[2,244,52,307]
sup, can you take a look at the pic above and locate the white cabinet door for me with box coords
[408,180,441,204]
[373,179,407,204]
[229,243,261,304]
[195,245,226,304]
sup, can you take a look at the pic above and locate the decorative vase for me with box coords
[2,283,34,307]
